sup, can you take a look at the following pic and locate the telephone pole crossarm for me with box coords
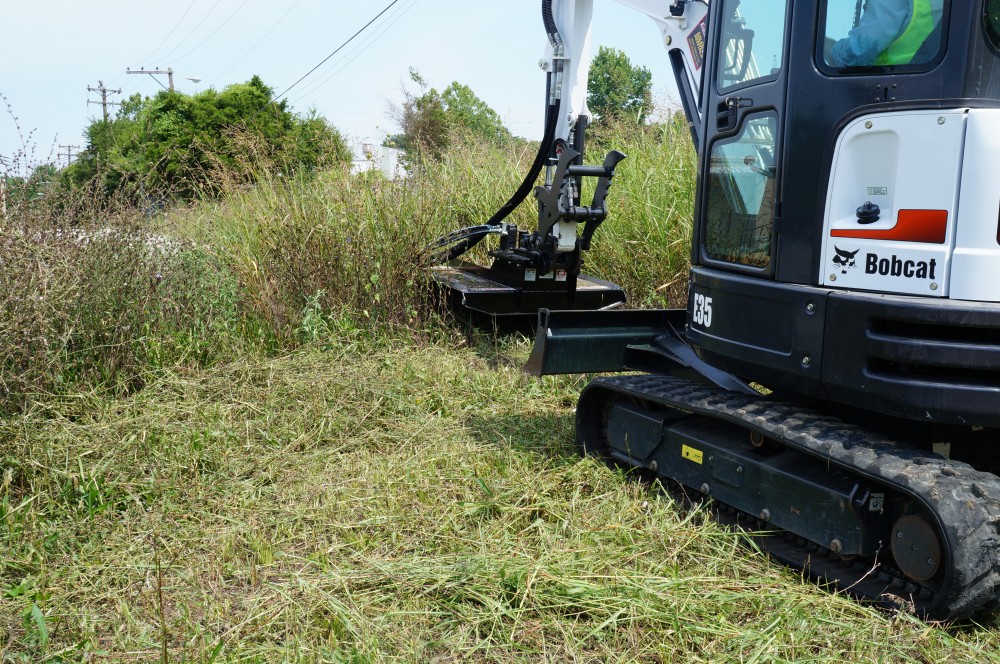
[87,80,122,122]
[58,145,81,167]
[127,67,175,91]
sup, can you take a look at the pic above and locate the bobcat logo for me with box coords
[832,246,860,274]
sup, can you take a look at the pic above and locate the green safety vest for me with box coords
[875,0,936,65]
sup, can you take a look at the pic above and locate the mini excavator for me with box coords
[430,0,1000,619]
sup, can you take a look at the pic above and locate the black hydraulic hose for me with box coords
[434,76,561,263]
[483,82,559,229]
[542,0,562,47]
[427,0,563,264]
[484,1,561,229]
[435,232,490,264]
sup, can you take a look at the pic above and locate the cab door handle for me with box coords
[717,97,752,132]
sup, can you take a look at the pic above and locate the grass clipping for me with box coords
[1,336,995,661]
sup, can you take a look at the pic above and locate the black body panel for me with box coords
[686,267,828,397]
[823,293,1000,427]
[686,266,1000,427]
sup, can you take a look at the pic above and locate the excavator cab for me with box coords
[534,0,1000,425]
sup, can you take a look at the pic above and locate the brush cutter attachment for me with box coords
[428,147,627,325]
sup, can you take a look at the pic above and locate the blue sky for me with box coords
[0,0,679,175]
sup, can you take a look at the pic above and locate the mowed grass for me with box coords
[2,333,1000,661]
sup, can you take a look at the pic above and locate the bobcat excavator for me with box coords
[430,0,1000,619]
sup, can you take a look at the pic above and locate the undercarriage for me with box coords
[579,375,1000,619]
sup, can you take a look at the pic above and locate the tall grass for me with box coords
[0,111,698,411]
[0,194,243,415]
[168,131,542,341]
[583,115,697,307]
[169,116,697,346]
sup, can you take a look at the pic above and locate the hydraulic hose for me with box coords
[483,0,562,229]
[483,78,559,229]
[542,0,562,48]
[428,0,563,263]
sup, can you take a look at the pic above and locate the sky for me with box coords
[0,0,680,176]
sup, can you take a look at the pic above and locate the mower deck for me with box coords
[430,262,625,322]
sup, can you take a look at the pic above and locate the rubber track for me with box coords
[583,375,1000,620]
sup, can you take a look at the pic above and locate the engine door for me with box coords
[695,0,792,278]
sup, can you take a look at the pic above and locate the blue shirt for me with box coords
[830,0,944,67]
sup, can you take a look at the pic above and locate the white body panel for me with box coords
[613,0,708,103]
[820,110,967,297]
[542,0,595,142]
[950,110,1000,302]
[542,0,707,254]
[543,0,595,253]
[542,0,708,141]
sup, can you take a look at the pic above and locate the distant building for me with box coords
[351,143,405,179]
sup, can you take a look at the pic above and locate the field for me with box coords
[2,120,1000,661]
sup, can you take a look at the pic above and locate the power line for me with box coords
[134,0,199,67]
[290,0,420,106]
[268,0,405,106]
[171,0,253,67]
[149,0,224,66]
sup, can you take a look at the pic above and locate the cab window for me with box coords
[717,0,789,92]
[985,0,1000,54]
[821,0,948,71]
[704,112,777,269]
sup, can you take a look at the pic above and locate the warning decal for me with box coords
[688,17,707,70]
[682,445,704,465]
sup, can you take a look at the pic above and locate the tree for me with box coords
[65,76,350,200]
[387,70,510,166]
[386,71,451,162]
[587,46,653,124]
[441,82,510,143]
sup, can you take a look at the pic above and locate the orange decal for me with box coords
[831,210,948,244]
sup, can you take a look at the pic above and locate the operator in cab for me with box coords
[827,0,945,67]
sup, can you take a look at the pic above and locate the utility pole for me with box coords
[88,80,122,122]
[58,145,80,167]
[127,67,175,91]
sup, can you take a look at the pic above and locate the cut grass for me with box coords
[2,333,1000,661]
